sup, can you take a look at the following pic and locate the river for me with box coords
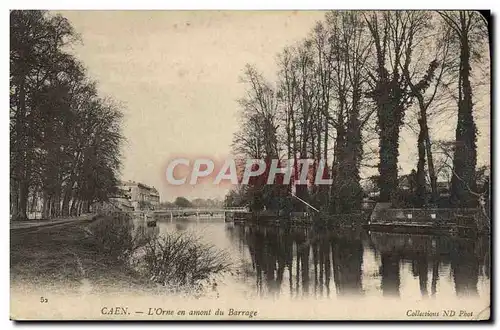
[151,217,490,303]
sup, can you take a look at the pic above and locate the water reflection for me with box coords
[240,227,366,298]
[158,220,490,300]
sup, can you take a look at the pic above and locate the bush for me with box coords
[87,213,152,262]
[142,231,231,290]
[87,214,231,295]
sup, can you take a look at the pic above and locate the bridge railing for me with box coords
[153,207,248,213]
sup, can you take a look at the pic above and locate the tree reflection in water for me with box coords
[237,225,365,298]
[331,233,363,296]
[230,223,489,300]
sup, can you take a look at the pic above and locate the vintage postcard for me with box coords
[10,10,491,321]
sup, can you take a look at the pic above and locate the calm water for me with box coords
[153,218,490,301]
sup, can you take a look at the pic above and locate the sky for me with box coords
[58,10,491,202]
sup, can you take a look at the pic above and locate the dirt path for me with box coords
[10,214,96,231]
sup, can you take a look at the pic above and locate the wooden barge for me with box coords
[365,207,485,236]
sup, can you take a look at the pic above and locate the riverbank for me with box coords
[11,217,491,320]
[11,213,231,298]
[10,219,158,295]
[10,214,96,230]
[228,205,488,237]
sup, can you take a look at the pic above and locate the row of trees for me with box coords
[229,11,489,213]
[10,11,124,220]
[160,197,223,209]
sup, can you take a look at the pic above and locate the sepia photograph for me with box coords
[9,9,491,321]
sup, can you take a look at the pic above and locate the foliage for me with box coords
[190,198,223,208]
[224,185,248,207]
[10,10,124,220]
[229,10,489,212]
[85,214,231,295]
[160,201,175,208]
[138,200,153,210]
[174,197,193,208]
[438,11,487,207]
[87,213,150,262]
[364,11,433,204]
[11,221,156,293]
[142,231,231,290]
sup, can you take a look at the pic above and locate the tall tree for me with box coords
[402,22,453,206]
[364,11,431,205]
[10,10,77,220]
[323,12,373,213]
[438,11,488,207]
[232,65,281,211]
[10,10,124,220]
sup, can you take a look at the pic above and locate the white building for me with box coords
[119,180,160,210]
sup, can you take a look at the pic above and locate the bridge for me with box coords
[151,207,248,219]
[155,207,248,213]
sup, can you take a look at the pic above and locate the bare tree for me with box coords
[321,11,373,213]
[364,11,431,205]
[402,21,453,205]
[438,11,489,207]
[232,64,282,211]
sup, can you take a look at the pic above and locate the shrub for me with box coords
[87,214,231,295]
[142,231,231,290]
[87,213,152,262]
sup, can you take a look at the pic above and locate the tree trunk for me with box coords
[416,118,427,207]
[85,200,91,213]
[42,193,50,219]
[61,190,71,216]
[344,102,363,212]
[423,120,438,204]
[450,24,477,207]
[330,123,345,213]
[30,189,37,213]
[17,180,29,221]
[12,77,28,221]
[70,196,78,216]
[51,193,61,218]
[378,107,401,205]
[10,180,19,219]
[77,200,83,216]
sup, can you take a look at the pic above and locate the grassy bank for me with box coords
[11,215,231,296]
[11,220,157,295]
